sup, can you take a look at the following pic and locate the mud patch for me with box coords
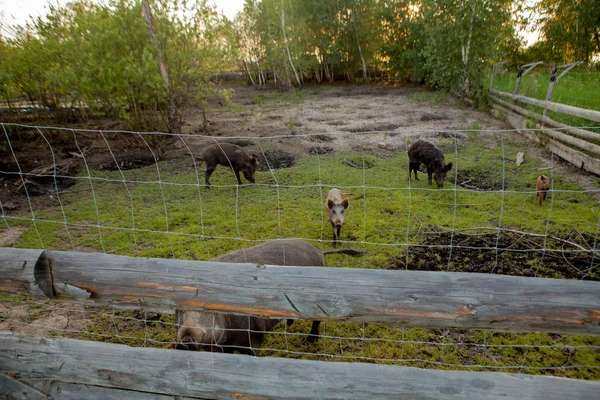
[328,120,350,126]
[99,154,158,171]
[17,176,77,196]
[420,113,449,122]
[449,169,507,191]
[259,150,296,171]
[309,146,334,155]
[386,228,598,280]
[344,123,398,133]
[343,156,375,169]
[311,134,334,143]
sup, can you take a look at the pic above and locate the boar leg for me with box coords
[302,320,321,345]
[426,167,434,186]
[205,167,216,187]
[332,224,339,248]
[234,169,243,185]
[409,162,419,180]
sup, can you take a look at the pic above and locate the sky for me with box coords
[0,0,245,32]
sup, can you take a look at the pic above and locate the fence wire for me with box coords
[0,122,599,379]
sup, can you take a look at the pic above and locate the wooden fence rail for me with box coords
[489,88,600,124]
[1,332,599,400]
[1,247,599,335]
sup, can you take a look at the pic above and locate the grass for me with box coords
[2,130,600,379]
[490,67,600,129]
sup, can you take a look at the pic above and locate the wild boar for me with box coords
[202,143,259,187]
[536,175,551,206]
[326,188,349,248]
[176,239,324,355]
[407,140,453,188]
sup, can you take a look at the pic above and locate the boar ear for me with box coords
[341,198,349,209]
[250,154,259,168]
[443,162,453,172]
[327,199,335,210]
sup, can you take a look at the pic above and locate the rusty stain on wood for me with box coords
[230,393,267,400]
[182,300,297,318]
[138,282,197,292]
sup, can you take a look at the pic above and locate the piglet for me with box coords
[536,175,551,206]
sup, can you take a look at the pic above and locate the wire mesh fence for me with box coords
[0,122,599,380]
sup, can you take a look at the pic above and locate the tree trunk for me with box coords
[461,0,477,100]
[243,60,256,86]
[142,0,180,133]
[354,21,368,84]
[280,0,301,88]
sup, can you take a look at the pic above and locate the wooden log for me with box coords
[490,89,600,124]
[1,248,599,335]
[1,333,599,400]
[490,95,600,148]
[0,374,195,400]
[0,248,51,298]
[491,104,600,176]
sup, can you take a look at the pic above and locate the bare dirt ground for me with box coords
[1,82,599,339]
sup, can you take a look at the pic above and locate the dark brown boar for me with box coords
[536,175,551,206]
[407,140,453,188]
[176,239,324,355]
[202,143,259,187]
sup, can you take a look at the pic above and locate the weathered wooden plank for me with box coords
[491,104,600,176]
[0,248,50,298]
[490,95,600,151]
[0,373,46,400]
[2,378,197,400]
[490,88,600,123]
[1,248,599,335]
[0,333,598,400]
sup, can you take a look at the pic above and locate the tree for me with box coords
[537,0,600,62]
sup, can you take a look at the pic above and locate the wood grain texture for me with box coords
[1,333,599,400]
[490,88,600,123]
[490,95,600,154]
[491,103,600,175]
[1,247,599,334]
[0,248,49,297]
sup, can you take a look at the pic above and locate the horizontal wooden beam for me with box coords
[1,333,599,400]
[1,248,599,335]
[490,88,600,124]
[0,373,195,400]
[490,95,600,153]
[491,104,600,176]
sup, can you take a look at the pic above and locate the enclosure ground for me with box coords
[1,83,599,379]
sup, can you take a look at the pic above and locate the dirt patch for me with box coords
[343,122,399,133]
[0,226,27,246]
[448,169,507,191]
[309,146,334,155]
[420,113,449,122]
[328,120,350,126]
[311,134,334,143]
[16,176,77,196]
[259,150,296,171]
[343,157,375,169]
[386,228,598,280]
[98,153,158,171]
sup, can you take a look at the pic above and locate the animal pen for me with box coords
[1,107,600,398]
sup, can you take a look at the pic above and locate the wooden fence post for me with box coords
[513,61,543,95]
[542,61,583,119]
